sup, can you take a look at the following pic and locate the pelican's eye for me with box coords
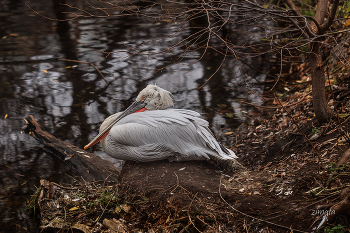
[140,95,147,101]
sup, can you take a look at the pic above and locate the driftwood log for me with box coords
[23,115,120,182]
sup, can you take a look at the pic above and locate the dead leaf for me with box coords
[226,113,234,118]
[344,19,350,27]
[43,69,48,73]
[69,206,79,211]
[217,104,227,108]
[339,113,349,118]
[121,204,132,213]
[309,133,320,141]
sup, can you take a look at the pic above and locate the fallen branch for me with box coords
[325,148,350,188]
[336,148,350,167]
[23,115,120,182]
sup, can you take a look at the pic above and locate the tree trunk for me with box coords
[310,43,329,123]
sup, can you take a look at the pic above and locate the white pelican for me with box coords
[84,84,237,162]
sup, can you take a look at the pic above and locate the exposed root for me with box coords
[314,187,350,230]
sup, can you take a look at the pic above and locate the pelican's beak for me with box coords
[84,101,147,150]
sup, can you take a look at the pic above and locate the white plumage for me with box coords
[85,84,237,162]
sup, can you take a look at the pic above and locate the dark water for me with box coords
[0,0,272,232]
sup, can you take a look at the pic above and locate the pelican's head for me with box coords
[84,84,174,150]
[136,84,174,110]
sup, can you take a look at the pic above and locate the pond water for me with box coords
[0,0,273,232]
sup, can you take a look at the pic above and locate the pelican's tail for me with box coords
[196,123,238,160]
[176,109,238,160]
[219,144,238,159]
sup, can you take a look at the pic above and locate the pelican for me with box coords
[84,84,237,162]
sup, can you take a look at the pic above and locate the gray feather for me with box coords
[100,109,237,162]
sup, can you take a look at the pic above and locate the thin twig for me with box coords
[94,185,118,224]
[59,59,109,85]
[187,193,202,233]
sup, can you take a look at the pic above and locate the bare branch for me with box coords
[320,0,341,33]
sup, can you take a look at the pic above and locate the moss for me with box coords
[26,186,41,214]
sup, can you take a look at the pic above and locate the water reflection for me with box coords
[0,0,272,232]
